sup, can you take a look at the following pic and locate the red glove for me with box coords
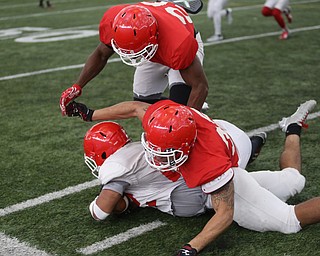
[60,84,82,115]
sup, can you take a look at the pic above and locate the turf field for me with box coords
[0,0,319,255]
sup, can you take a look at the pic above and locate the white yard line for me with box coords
[0,232,55,256]
[203,25,320,46]
[0,24,319,82]
[76,220,167,255]
[1,0,319,20]
[0,180,99,217]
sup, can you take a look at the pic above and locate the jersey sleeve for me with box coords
[102,180,130,195]
[99,162,131,185]
[170,35,198,70]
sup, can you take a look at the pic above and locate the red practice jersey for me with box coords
[143,100,240,188]
[99,2,198,70]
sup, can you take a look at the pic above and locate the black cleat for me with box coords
[248,132,267,164]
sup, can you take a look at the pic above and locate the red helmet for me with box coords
[111,5,158,67]
[141,102,197,172]
[83,121,130,178]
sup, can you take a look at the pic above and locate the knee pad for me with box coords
[169,83,191,105]
[261,6,272,16]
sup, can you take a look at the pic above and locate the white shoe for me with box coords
[279,100,317,132]
[206,34,223,42]
[226,8,233,24]
[201,102,209,112]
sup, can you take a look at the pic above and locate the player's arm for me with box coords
[66,101,150,122]
[59,43,114,115]
[89,189,130,221]
[179,55,208,111]
[180,181,234,254]
[75,43,114,87]
[93,101,150,121]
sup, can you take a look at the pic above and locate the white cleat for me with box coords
[206,34,223,42]
[201,102,210,112]
[279,100,317,132]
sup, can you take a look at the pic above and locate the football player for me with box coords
[206,0,233,42]
[67,99,320,255]
[261,0,293,40]
[83,120,251,221]
[59,1,208,118]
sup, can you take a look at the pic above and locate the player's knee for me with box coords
[280,205,302,234]
[261,6,272,16]
[169,83,191,105]
[281,168,306,198]
[272,8,282,17]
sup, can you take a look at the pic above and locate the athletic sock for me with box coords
[286,123,302,137]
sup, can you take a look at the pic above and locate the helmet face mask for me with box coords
[111,5,159,67]
[83,122,130,178]
[111,39,158,66]
[84,155,100,178]
[141,133,188,172]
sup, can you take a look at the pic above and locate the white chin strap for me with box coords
[111,39,158,67]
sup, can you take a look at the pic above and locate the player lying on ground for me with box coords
[82,119,262,219]
[67,99,320,255]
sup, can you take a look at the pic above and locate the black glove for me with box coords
[66,101,94,122]
[176,244,198,256]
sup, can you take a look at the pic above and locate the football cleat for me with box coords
[176,244,198,256]
[279,100,317,132]
[227,8,233,24]
[201,102,209,112]
[279,30,290,40]
[248,132,267,164]
[283,7,293,23]
[207,34,224,42]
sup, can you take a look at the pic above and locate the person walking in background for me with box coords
[206,0,233,42]
[261,0,293,40]
[39,0,52,8]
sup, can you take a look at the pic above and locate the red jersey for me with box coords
[99,2,198,70]
[143,100,239,188]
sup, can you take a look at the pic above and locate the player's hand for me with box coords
[66,101,94,122]
[176,244,198,256]
[60,84,82,115]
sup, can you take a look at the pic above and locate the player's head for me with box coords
[111,5,159,67]
[83,121,130,178]
[141,101,197,172]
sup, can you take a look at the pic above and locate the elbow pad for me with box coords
[89,197,110,221]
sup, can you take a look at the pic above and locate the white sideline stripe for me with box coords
[0,111,319,218]
[1,24,319,82]
[76,220,167,255]
[1,0,319,20]
[246,111,320,137]
[0,179,99,217]
[0,58,120,82]
[0,232,55,256]
[203,25,320,46]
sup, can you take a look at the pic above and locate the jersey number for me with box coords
[142,2,193,25]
